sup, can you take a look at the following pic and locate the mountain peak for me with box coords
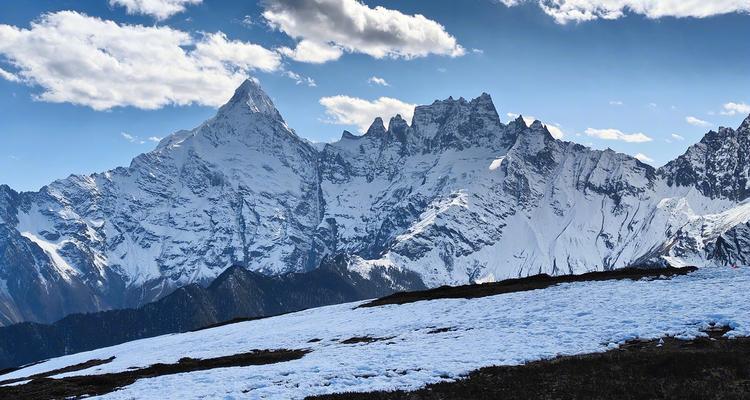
[364,117,387,138]
[217,78,283,121]
[741,114,750,131]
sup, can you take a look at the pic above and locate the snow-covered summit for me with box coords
[217,78,284,121]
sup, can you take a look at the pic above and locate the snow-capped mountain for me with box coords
[1,78,749,326]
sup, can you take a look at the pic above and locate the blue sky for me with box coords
[1,0,749,191]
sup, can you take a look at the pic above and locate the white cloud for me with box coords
[109,0,202,20]
[721,102,750,116]
[263,0,464,64]
[0,11,282,110]
[148,136,163,142]
[121,132,145,144]
[633,153,654,163]
[585,128,653,143]
[284,70,317,87]
[471,48,484,55]
[368,76,390,86]
[609,100,623,106]
[507,112,534,126]
[0,66,20,82]
[497,0,750,24]
[671,133,685,140]
[241,15,254,27]
[319,95,416,132]
[686,116,711,127]
[278,40,344,64]
[546,124,565,140]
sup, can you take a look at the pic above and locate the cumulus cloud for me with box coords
[686,116,711,127]
[368,76,390,86]
[585,128,653,143]
[319,95,416,132]
[263,0,464,63]
[497,0,750,24]
[110,0,202,20]
[0,11,282,110]
[633,153,654,163]
[721,102,750,116]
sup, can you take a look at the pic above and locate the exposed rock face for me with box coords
[1,79,749,326]
[661,116,750,202]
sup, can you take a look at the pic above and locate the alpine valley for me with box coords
[2,78,750,330]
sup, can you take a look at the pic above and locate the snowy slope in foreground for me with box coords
[2,266,749,399]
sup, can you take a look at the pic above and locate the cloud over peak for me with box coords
[0,11,281,110]
[319,95,416,133]
[263,0,464,63]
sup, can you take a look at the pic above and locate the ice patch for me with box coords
[489,157,505,171]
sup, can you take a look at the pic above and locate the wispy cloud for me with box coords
[241,15,254,27]
[686,116,711,127]
[609,100,623,106]
[633,153,654,163]
[496,0,750,24]
[0,67,20,82]
[367,76,390,87]
[585,128,653,143]
[284,71,317,87]
[121,132,144,144]
[121,132,162,144]
[671,133,685,140]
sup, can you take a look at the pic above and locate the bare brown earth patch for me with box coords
[360,266,697,308]
[0,349,308,400]
[341,336,395,345]
[311,330,749,400]
[0,356,115,387]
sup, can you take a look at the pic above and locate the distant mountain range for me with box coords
[1,78,749,327]
[0,255,423,369]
